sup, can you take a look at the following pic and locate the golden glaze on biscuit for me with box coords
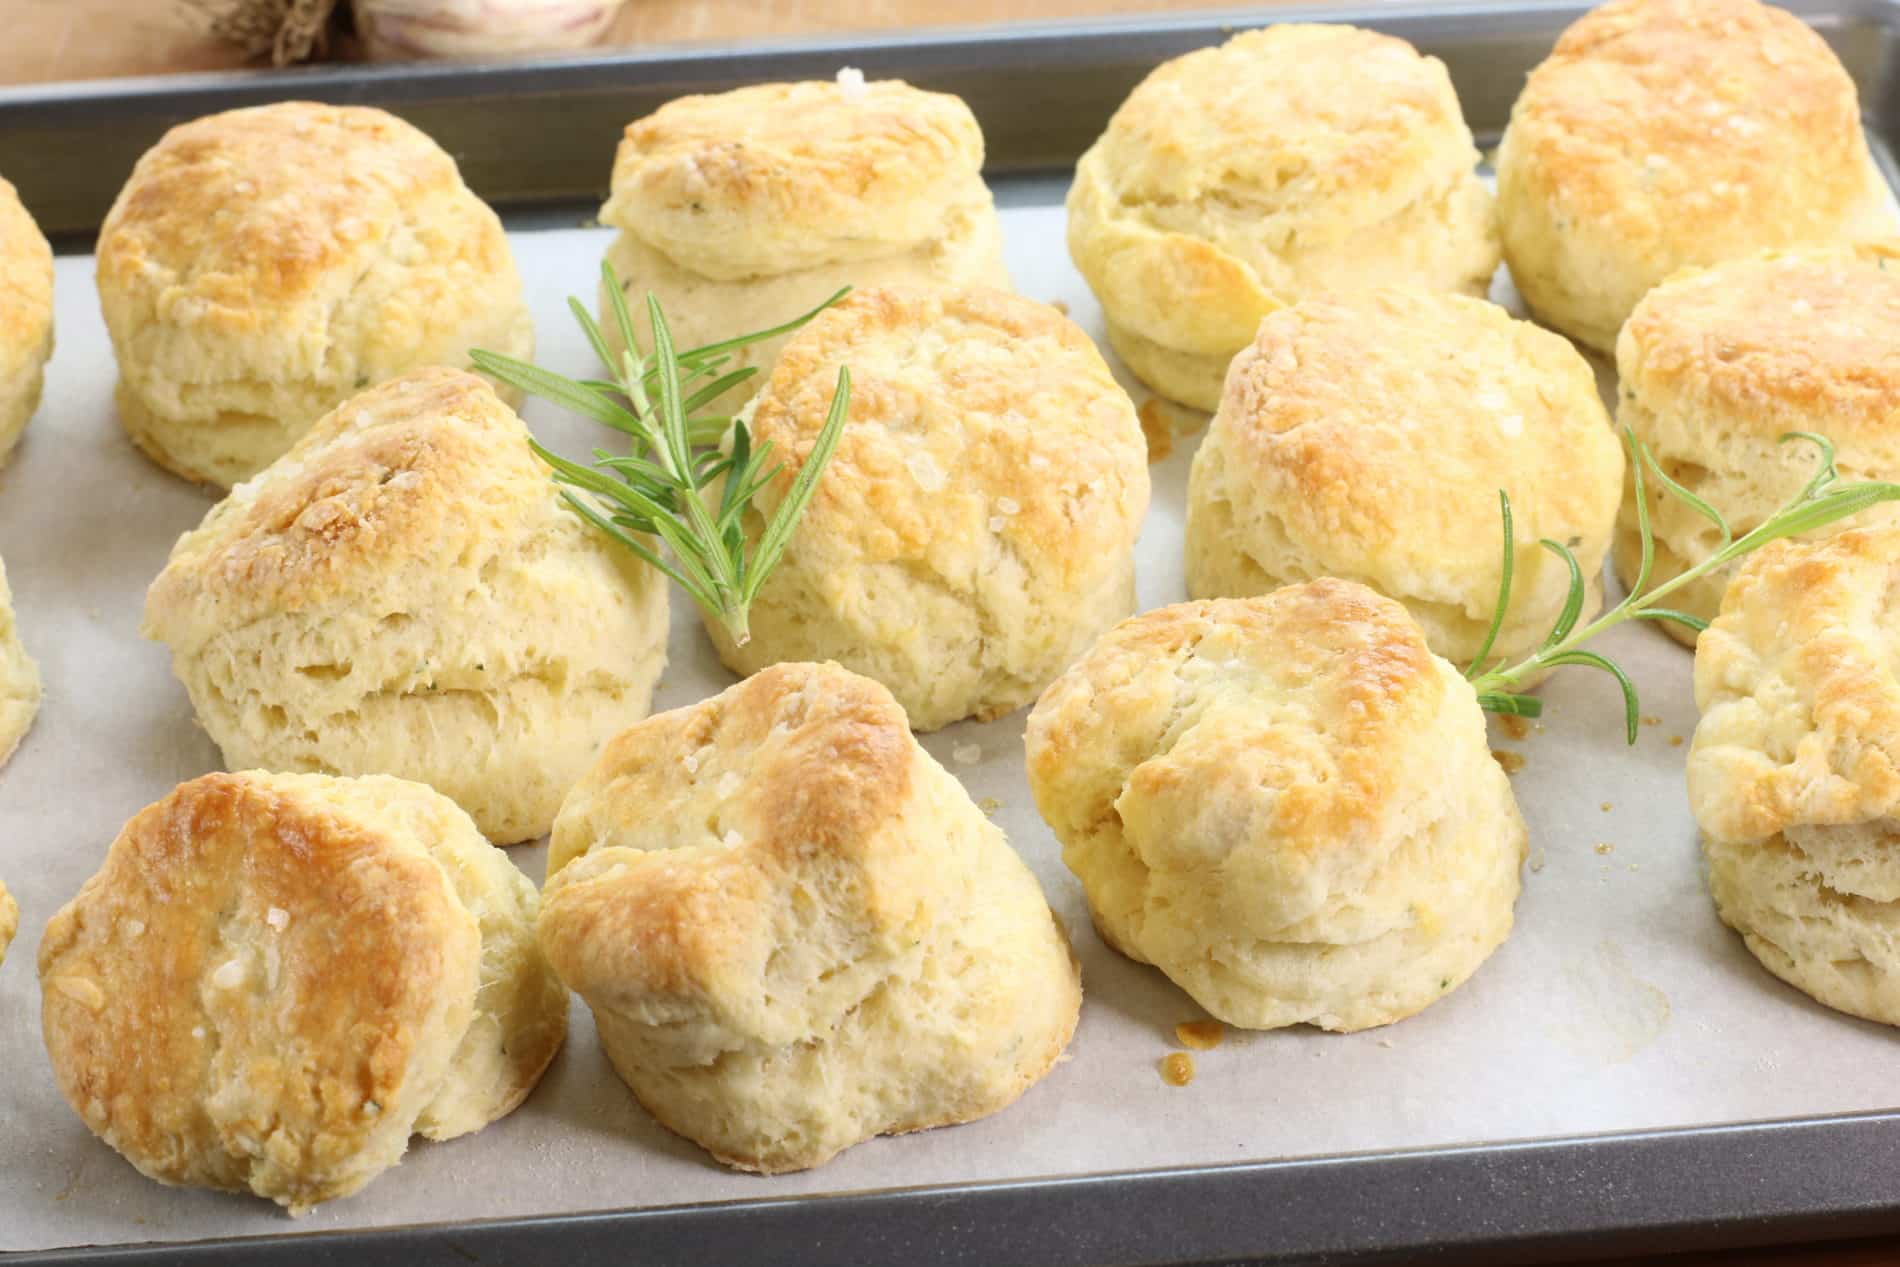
[0,174,53,468]
[605,79,986,279]
[1067,24,1497,409]
[1691,527,1900,1025]
[1186,289,1623,668]
[1027,582,1526,1031]
[1497,0,1893,351]
[143,368,669,843]
[97,102,533,488]
[541,662,1081,1172]
[1614,244,1900,640]
[40,771,566,1212]
[0,554,39,768]
[710,285,1149,730]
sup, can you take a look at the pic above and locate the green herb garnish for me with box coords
[472,263,850,646]
[1468,429,1900,741]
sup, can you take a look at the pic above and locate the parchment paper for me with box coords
[3,198,1896,1255]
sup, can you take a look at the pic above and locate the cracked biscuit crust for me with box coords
[97,102,533,488]
[1026,581,1526,1031]
[706,286,1149,731]
[142,368,668,843]
[540,662,1081,1172]
[1692,527,1900,1024]
[39,771,566,1212]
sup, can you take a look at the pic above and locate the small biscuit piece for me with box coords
[1690,527,1900,1025]
[539,661,1081,1173]
[1496,0,1895,353]
[39,771,567,1212]
[97,102,534,489]
[1615,244,1900,643]
[142,367,669,844]
[0,876,15,967]
[0,174,53,468]
[1027,581,1526,1031]
[599,79,1009,393]
[1185,289,1623,670]
[0,554,40,767]
[1067,24,1498,410]
[709,286,1150,731]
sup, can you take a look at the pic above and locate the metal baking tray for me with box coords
[7,2,1900,1263]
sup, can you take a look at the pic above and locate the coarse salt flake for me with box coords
[995,496,1020,515]
[123,919,145,938]
[836,67,868,102]
[212,959,246,990]
[905,451,947,492]
[266,907,289,931]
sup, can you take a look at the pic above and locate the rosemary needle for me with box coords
[1467,429,1900,742]
[471,263,850,647]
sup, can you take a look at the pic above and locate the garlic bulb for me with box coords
[177,0,340,65]
[353,0,626,61]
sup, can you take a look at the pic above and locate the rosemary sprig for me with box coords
[471,263,850,647]
[1468,429,1900,743]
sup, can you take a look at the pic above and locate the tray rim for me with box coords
[8,1,1900,1263]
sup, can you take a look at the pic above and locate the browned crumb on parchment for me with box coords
[1138,397,1175,463]
[1640,715,1663,727]
[1595,841,1615,856]
[1491,749,1526,774]
[1499,714,1532,741]
[1668,735,1684,747]
[1159,1052,1196,1087]
[1175,1020,1224,1051]
[1600,802,1613,812]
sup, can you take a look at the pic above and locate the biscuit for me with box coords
[1690,527,1900,1024]
[1027,581,1526,1031]
[142,367,669,844]
[599,79,1009,395]
[0,554,40,768]
[97,102,534,489]
[0,174,53,469]
[539,661,1081,1172]
[39,770,567,1212]
[1496,0,1895,353]
[1185,289,1623,671]
[0,876,15,968]
[704,286,1149,730]
[1614,243,1900,643]
[1067,24,1498,410]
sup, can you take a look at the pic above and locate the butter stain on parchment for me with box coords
[1546,939,1671,1064]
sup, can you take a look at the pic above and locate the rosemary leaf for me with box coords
[1469,425,1900,742]
[479,266,851,646]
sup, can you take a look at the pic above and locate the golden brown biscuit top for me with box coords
[542,662,920,1013]
[1090,25,1473,219]
[748,286,1147,585]
[603,79,985,274]
[1027,582,1451,856]
[97,102,485,317]
[38,772,480,1181]
[1507,0,1867,233]
[1621,244,1900,436]
[0,174,53,371]
[1213,288,1622,596]
[1691,527,1900,843]
[144,367,546,632]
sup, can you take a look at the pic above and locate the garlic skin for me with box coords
[354,0,626,61]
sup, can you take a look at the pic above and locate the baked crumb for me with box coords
[1174,1020,1224,1050]
[1491,749,1526,774]
[1595,841,1615,856]
[1499,714,1531,741]
[1160,1052,1196,1086]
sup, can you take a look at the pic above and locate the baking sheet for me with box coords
[3,197,1897,1256]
